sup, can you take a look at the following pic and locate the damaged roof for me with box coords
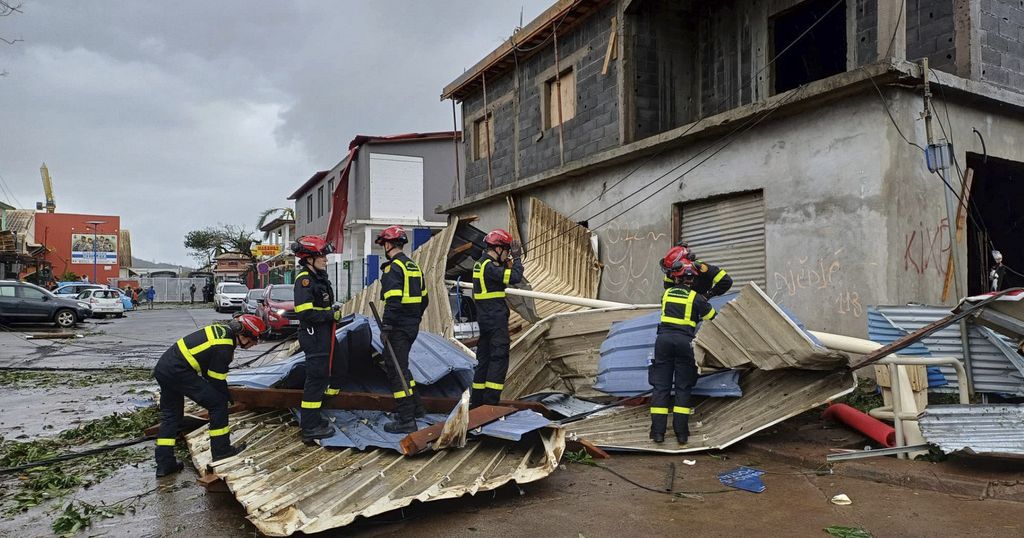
[185,410,565,536]
[919,404,1024,457]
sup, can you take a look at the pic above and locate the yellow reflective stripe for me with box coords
[712,269,727,285]
[208,426,230,437]
[484,381,504,390]
[296,271,309,279]
[473,259,506,300]
[409,380,417,387]
[400,260,425,304]
[156,438,176,446]
[393,389,413,399]
[184,327,234,360]
[324,388,340,396]
[660,289,697,327]
[472,382,487,389]
[176,339,202,374]
[650,407,669,415]
[663,275,673,283]
[301,400,322,409]
[673,406,693,415]
[703,307,716,321]
[502,269,511,285]
[207,370,227,381]
[383,289,403,299]
[295,302,330,312]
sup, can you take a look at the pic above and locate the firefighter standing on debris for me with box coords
[650,248,717,445]
[291,235,344,442]
[376,225,428,433]
[470,229,524,407]
[153,314,267,477]
[662,242,733,299]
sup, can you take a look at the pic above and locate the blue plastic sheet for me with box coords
[718,466,766,493]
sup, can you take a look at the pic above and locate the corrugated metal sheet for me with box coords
[317,410,447,452]
[185,410,565,536]
[1,209,34,236]
[476,410,552,441]
[875,305,1024,395]
[866,308,948,387]
[340,216,461,340]
[919,404,1024,457]
[694,283,850,370]
[680,191,765,288]
[512,198,602,324]
[568,369,856,454]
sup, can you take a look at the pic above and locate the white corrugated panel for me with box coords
[680,191,765,287]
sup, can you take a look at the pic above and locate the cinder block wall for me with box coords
[979,0,1024,89]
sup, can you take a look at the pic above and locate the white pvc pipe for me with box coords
[446,280,658,310]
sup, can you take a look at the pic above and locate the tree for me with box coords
[1,1,24,77]
[184,228,222,269]
[255,207,295,241]
[220,224,259,268]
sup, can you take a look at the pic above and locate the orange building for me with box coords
[35,213,121,283]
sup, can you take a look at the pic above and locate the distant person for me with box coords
[131,287,140,307]
[80,274,89,283]
[189,283,197,303]
[146,286,156,309]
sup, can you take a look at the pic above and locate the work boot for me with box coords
[301,423,335,442]
[155,460,184,478]
[649,429,665,444]
[383,416,417,434]
[212,442,247,462]
[674,415,690,446]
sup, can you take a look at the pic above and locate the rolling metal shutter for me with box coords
[680,191,766,288]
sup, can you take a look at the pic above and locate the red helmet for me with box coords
[484,229,513,248]
[675,240,696,261]
[670,261,699,281]
[233,314,267,339]
[660,245,690,275]
[375,225,408,246]
[290,235,334,259]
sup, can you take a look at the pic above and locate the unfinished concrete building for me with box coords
[439,0,1024,337]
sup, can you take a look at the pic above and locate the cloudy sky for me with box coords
[0,0,548,266]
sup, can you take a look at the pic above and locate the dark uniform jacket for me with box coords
[294,268,335,328]
[658,286,716,338]
[159,324,237,398]
[472,255,524,325]
[662,260,732,298]
[380,252,428,327]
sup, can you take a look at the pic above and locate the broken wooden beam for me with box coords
[197,473,229,492]
[400,405,517,455]
[566,437,610,459]
[227,387,553,417]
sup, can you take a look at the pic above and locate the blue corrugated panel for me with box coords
[314,410,446,452]
[866,307,948,387]
[476,410,552,441]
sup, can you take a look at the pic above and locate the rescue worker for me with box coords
[153,314,267,477]
[376,225,428,433]
[661,242,733,299]
[650,252,716,445]
[290,235,343,442]
[470,229,523,407]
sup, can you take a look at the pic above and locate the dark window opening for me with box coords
[966,154,1024,295]
[306,195,313,223]
[772,0,848,94]
[328,179,335,211]
[317,186,324,217]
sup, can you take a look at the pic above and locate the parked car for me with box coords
[213,282,249,313]
[0,280,93,328]
[241,288,266,315]
[256,284,298,335]
[53,283,105,299]
[77,289,125,318]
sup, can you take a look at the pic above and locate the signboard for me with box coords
[71,233,118,265]
[252,244,282,257]
[257,262,270,274]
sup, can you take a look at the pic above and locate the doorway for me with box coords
[965,153,1024,295]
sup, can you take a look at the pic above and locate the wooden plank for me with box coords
[601,16,617,75]
[566,437,611,459]
[226,387,552,417]
[942,168,975,302]
[399,405,517,455]
[197,473,229,492]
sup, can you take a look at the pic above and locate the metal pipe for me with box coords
[876,356,970,405]
[446,280,658,310]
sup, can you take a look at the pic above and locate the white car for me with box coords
[77,288,125,318]
[214,282,249,313]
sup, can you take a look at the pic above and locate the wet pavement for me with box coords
[2,306,1023,537]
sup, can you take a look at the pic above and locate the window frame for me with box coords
[473,114,493,161]
[544,67,576,129]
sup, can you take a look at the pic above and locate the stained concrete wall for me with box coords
[979,0,1024,89]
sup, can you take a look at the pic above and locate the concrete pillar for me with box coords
[877,0,907,62]
[954,0,981,80]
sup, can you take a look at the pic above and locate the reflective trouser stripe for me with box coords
[484,382,504,390]
[650,407,669,415]
[409,380,417,387]
[673,406,693,415]
[156,438,176,446]
[208,426,230,437]
[207,370,227,381]
[324,388,340,396]
[301,400,322,409]
[393,389,413,399]
[472,382,487,390]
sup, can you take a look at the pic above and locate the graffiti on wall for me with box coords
[769,248,863,318]
[602,220,667,300]
[903,218,950,277]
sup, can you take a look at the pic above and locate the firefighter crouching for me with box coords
[470,229,523,408]
[376,225,428,433]
[661,242,733,299]
[290,235,344,443]
[153,314,267,477]
[650,249,716,445]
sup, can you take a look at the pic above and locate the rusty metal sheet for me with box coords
[339,216,462,340]
[185,410,565,536]
[694,282,850,371]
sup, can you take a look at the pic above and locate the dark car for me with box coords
[256,284,298,336]
[0,280,93,328]
[241,288,266,315]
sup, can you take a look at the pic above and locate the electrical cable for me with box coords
[0,435,155,474]
[572,461,736,496]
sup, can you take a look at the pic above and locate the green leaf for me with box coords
[824,526,873,538]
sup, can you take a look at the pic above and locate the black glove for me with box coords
[510,240,523,260]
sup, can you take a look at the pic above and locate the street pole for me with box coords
[86,220,106,285]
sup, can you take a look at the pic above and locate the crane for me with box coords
[39,163,56,213]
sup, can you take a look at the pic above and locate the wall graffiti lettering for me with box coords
[769,249,862,318]
[903,218,950,276]
[602,220,667,299]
